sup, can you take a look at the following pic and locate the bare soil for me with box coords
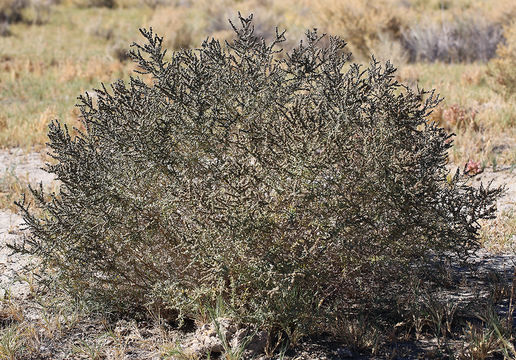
[0,149,56,299]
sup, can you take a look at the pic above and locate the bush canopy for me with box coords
[16,14,502,336]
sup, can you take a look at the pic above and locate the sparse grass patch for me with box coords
[0,67,100,148]
[0,285,180,359]
[460,305,516,359]
[398,62,516,165]
[0,4,148,148]
[0,169,30,212]
[481,209,516,253]
[0,325,25,360]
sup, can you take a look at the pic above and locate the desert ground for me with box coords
[1,0,516,358]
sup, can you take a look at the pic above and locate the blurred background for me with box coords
[0,0,515,166]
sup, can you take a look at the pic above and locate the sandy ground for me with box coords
[0,148,55,186]
[0,150,515,299]
[0,149,56,298]
[470,165,516,213]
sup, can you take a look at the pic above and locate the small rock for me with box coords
[337,347,354,358]
[230,329,268,354]
[203,335,225,353]
[183,318,267,356]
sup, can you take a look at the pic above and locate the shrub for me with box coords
[73,0,115,8]
[0,0,54,30]
[0,0,28,23]
[488,21,516,98]
[15,15,502,338]
[312,0,403,60]
[429,104,479,132]
[142,0,172,9]
[25,0,53,25]
[402,17,504,63]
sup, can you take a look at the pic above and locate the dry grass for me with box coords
[488,21,516,99]
[0,170,30,212]
[0,3,147,148]
[0,267,181,359]
[396,63,516,166]
[0,285,180,359]
[481,210,516,253]
[0,0,514,165]
[0,167,60,212]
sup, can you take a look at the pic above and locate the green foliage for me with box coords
[15,14,502,338]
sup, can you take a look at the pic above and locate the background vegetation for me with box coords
[0,0,515,167]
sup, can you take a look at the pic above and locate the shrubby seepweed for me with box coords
[15,14,502,339]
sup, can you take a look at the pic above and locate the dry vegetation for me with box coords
[1,0,516,358]
[0,0,515,163]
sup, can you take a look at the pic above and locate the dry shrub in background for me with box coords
[309,0,515,63]
[429,104,479,132]
[73,0,115,8]
[0,0,55,34]
[0,0,27,23]
[310,0,403,60]
[141,0,172,9]
[146,0,511,64]
[15,15,502,340]
[24,0,54,25]
[0,0,27,34]
[148,0,406,61]
[402,16,504,63]
[488,21,516,98]
[148,0,306,51]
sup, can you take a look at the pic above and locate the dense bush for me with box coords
[402,17,504,63]
[16,15,502,337]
